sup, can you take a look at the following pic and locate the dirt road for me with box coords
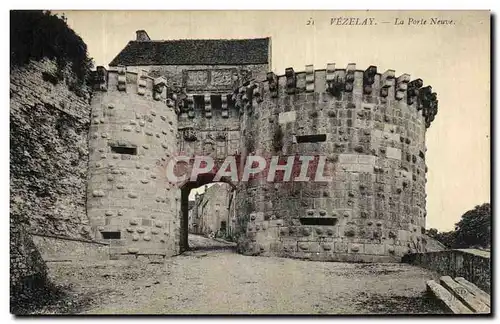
[34,235,446,315]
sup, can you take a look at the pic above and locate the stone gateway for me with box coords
[87,30,438,262]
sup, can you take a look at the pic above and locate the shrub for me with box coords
[426,203,491,249]
[10,10,93,87]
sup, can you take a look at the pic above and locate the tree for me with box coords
[426,228,438,238]
[434,230,456,249]
[10,10,93,86]
[425,203,491,249]
[454,203,491,248]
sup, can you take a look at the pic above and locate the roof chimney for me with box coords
[136,30,150,41]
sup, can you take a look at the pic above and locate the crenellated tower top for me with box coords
[232,64,438,128]
[92,66,180,111]
[92,63,438,129]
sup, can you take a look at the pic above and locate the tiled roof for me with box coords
[109,37,270,66]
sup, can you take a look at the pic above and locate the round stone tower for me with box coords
[235,63,438,262]
[87,66,179,258]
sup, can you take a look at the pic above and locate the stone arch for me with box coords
[178,172,237,252]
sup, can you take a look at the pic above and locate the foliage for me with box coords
[428,230,456,249]
[425,228,438,237]
[426,203,491,249]
[10,10,93,87]
[454,203,491,248]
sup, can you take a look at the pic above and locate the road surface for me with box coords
[31,234,447,315]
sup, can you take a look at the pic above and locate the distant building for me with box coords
[188,183,234,237]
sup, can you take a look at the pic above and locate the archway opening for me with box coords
[179,173,237,253]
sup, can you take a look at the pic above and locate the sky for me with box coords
[57,10,490,231]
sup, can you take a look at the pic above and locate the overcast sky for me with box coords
[58,10,490,231]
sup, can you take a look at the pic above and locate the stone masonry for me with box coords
[236,66,437,262]
[87,30,438,262]
[11,59,92,239]
[88,66,178,257]
[10,58,92,308]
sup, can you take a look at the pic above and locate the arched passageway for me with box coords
[179,173,236,253]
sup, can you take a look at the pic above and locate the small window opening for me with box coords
[211,95,222,109]
[102,231,121,239]
[299,217,337,226]
[296,134,327,143]
[110,146,137,155]
[194,95,204,110]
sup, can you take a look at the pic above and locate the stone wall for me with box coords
[10,219,49,308]
[31,234,111,262]
[235,64,438,262]
[128,64,268,92]
[403,249,491,293]
[10,59,92,239]
[10,58,91,308]
[143,64,268,161]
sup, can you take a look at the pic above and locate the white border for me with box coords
[1,1,497,323]
[1,0,499,10]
